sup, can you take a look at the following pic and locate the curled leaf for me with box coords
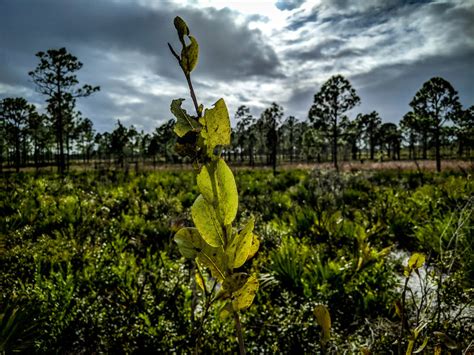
[174,16,189,42]
[171,99,199,137]
[181,36,199,73]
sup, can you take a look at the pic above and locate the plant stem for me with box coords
[233,311,246,355]
[194,281,217,351]
[185,73,201,118]
[167,43,201,118]
[399,276,410,355]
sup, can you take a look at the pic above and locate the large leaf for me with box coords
[181,36,199,73]
[196,251,226,281]
[191,195,224,247]
[215,159,238,224]
[171,99,199,137]
[174,227,204,259]
[174,227,225,280]
[314,304,331,345]
[246,234,260,261]
[223,273,249,294]
[221,273,259,311]
[199,99,231,155]
[231,274,259,311]
[226,217,254,268]
[197,160,238,225]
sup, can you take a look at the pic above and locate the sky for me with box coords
[1,0,473,133]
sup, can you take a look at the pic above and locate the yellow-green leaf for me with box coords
[171,99,199,137]
[314,304,331,345]
[195,269,205,292]
[191,195,224,247]
[406,339,415,355]
[413,337,429,354]
[246,234,260,261]
[196,251,225,281]
[199,99,231,155]
[403,266,411,277]
[181,36,199,73]
[394,300,402,318]
[408,253,425,271]
[173,16,189,41]
[174,228,224,281]
[197,160,238,225]
[378,246,392,258]
[223,273,249,294]
[196,163,214,203]
[219,302,233,320]
[231,274,259,311]
[215,159,238,224]
[174,227,203,259]
[227,217,254,268]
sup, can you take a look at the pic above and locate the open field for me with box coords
[1,167,473,353]
[2,159,473,174]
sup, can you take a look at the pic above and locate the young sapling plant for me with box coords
[168,16,260,354]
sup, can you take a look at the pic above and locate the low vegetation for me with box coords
[1,168,472,352]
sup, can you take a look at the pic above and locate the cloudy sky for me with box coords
[1,0,473,133]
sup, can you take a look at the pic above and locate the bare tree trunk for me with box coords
[435,125,441,172]
[249,142,254,167]
[15,137,20,173]
[422,131,428,160]
[370,132,375,160]
[333,122,338,171]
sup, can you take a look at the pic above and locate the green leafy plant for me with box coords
[169,17,260,354]
[398,252,429,355]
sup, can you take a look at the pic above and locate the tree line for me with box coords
[1,48,472,173]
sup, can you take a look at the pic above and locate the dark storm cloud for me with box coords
[281,47,474,126]
[286,10,318,31]
[280,0,474,123]
[1,0,281,81]
[288,38,351,61]
[0,0,282,131]
[352,49,474,123]
[1,0,473,132]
